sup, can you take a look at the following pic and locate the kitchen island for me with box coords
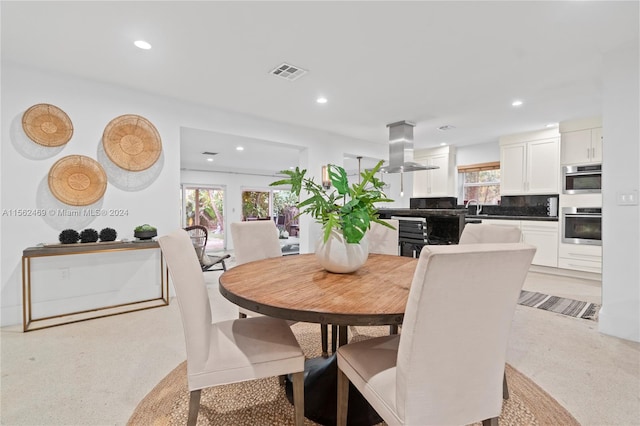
[377,208,466,256]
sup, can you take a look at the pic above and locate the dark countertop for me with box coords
[377,208,557,221]
[378,208,467,217]
[467,214,558,222]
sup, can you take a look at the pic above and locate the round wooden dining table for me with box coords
[218,253,416,328]
[219,253,418,426]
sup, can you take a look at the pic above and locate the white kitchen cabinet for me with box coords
[413,146,456,197]
[558,243,602,273]
[499,143,527,194]
[477,218,559,267]
[561,127,602,165]
[500,137,560,195]
[521,220,559,267]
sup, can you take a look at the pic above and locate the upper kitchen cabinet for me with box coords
[499,129,560,195]
[560,117,603,165]
[413,146,456,197]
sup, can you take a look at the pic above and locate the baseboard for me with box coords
[529,264,602,282]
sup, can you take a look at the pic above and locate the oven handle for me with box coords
[563,214,602,219]
[565,170,602,177]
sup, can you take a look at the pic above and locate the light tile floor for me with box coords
[1,259,639,425]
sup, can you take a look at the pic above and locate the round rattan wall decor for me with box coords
[22,103,74,147]
[102,114,162,172]
[48,155,107,206]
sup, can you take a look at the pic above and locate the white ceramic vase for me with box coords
[315,230,369,273]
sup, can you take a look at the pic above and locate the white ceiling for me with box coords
[2,1,638,174]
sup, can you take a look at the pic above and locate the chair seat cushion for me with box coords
[337,335,402,425]
[187,316,305,390]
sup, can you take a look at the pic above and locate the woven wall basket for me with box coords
[48,155,107,206]
[22,103,74,147]
[102,114,162,172]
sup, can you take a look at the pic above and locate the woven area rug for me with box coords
[128,322,579,426]
[518,290,600,320]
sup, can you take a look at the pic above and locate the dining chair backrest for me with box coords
[184,225,208,261]
[158,229,212,368]
[396,243,536,424]
[231,221,282,265]
[368,219,399,255]
[458,223,522,244]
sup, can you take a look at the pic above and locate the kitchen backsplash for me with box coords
[463,194,559,217]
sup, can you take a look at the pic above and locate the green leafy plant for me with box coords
[270,160,394,244]
[134,224,157,232]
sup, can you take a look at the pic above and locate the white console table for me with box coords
[22,241,169,332]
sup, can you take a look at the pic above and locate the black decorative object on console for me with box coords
[79,228,99,243]
[58,229,79,244]
[99,227,117,242]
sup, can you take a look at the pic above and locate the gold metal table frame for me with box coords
[22,241,169,332]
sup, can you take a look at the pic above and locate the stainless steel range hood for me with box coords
[380,120,439,173]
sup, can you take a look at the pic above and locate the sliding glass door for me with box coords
[241,188,300,238]
[183,185,226,252]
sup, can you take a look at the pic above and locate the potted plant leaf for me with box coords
[270,160,394,273]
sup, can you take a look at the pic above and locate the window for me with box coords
[458,161,501,205]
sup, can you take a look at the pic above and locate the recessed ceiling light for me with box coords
[316,97,328,104]
[512,100,523,107]
[440,142,447,146]
[289,166,295,170]
[236,146,244,151]
[546,123,558,128]
[207,158,214,162]
[134,40,152,50]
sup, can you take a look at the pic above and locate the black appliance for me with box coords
[392,216,458,257]
[410,197,458,209]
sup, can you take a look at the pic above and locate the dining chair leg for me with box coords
[337,368,349,426]
[338,325,348,347]
[239,312,247,319]
[332,325,338,351]
[321,324,329,357]
[482,417,499,426]
[187,389,201,426]
[292,371,305,426]
[503,372,509,399]
[389,324,398,334]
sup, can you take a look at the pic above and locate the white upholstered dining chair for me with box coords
[158,229,305,426]
[458,223,522,245]
[230,220,283,318]
[336,243,536,426]
[368,219,400,255]
[459,222,523,400]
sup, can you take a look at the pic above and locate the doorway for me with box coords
[183,185,226,252]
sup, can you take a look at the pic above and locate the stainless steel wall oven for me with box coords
[562,164,602,194]
[561,207,602,246]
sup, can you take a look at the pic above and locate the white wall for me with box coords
[1,64,182,326]
[600,41,640,342]
[456,141,500,165]
[1,62,403,326]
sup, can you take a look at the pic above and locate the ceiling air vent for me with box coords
[270,63,308,81]
[202,152,218,156]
